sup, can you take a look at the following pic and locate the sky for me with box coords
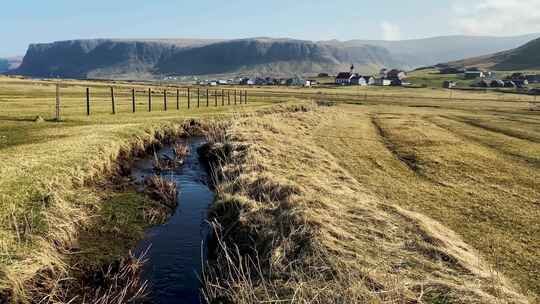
[1,0,540,57]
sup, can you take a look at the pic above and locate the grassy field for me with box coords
[1,75,539,303]
[0,75,281,302]
[202,104,536,303]
[315,103,540,299]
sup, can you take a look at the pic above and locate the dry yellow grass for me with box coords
[315,104,540,301]
[2,74,539,303]
[202,105,530,303]
[0,76,281,302]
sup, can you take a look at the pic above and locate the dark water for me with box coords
[132,137,213,304]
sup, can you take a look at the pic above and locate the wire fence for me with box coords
[1,80,539,121]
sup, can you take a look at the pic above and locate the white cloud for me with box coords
[452,0,540,35]
[381,21,401,41]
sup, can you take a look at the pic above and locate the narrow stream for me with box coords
[131,137,213,304]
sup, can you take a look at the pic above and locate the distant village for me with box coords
[162,65,540,95]
[167,65,411,88]
[437,66,540,91]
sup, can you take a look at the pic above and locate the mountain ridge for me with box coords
[11,34,540,79]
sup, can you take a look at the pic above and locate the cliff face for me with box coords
[156,38,399,76]
[14,40,180,78]
[12,38,399,79]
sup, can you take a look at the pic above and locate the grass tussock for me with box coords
[144,175,178,209]
[201,107,529,304]
[173,142,190,162]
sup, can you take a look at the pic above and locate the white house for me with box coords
[374,78,392,86]
[350,76,367,86]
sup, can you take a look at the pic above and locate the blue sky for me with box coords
[1,0,538,56]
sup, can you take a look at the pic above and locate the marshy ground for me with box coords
[0,75,538,303]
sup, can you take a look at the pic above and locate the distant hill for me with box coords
[324,34,540,69]
[10,34,540,79]
[0,57,22,73]
[445,37,540,70]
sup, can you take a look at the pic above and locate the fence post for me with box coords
[228,90,231,105]
[86,88,90,116]
[164,89,167,111]
[148,88,152,112]
[234,90,237,105]
[176,89,180,110]
[197,88,200,108]
[222,89,225,106]
[132,88,136,113]
[55,84,61,121]
[187,88,191,109]
[214,90,218,107]
[245,90,248,104]
[111,87,116,114]
[206,89,209,107]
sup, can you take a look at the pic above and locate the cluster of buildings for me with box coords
[335,68,408,86]
[196,76,317,87]
[440,67,540,90]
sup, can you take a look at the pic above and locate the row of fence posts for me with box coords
[85,87,248,116]
[55,84,248,119]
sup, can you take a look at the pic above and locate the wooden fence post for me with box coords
[132,88,136,113]
[228,90,231,105]
[222,89,225,106]
[55,84,61,121]
[187,88,191,109]
[148,88,152,112]
[111,87,116,114]
[206,89,209,107]
[197,88,200,108]
[234,90,237,105]
[176,89,180,110]
[245,90,248,104]
[214,90,218,107]
[164,89,168,111]
[86,88,90,116]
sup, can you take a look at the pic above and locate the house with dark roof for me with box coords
[525,75,540,83]
[360,76,376,85]
[335,72,357,85]
[350,75,367,86]
[387,69,407,80]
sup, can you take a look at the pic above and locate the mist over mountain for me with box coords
[445,37,540,70]
[11,34,540,79]
[327,34,539,69]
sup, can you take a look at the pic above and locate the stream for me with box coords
[131,137,213,304]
